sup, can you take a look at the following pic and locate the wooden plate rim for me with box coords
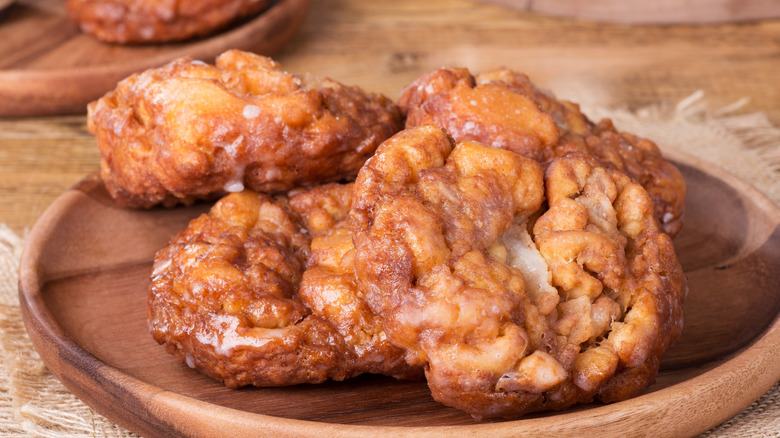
[0,0,311,116]
[17,148,780,437]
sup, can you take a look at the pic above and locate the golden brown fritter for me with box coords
[65,0,272,43]
[399,67,686,237]
[148,183,420,388]
[350,125,686,419]
[292,184,417,379]
[88,50,403,208]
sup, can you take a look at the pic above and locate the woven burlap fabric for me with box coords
[1,95,778,436]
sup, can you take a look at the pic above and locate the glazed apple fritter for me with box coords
[65,0,273,43]
[148,183,420,387]
[88,50,403,208]
[350,125,686,419]
[399,67,686,237]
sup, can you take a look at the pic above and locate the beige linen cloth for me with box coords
[0,94,778,436]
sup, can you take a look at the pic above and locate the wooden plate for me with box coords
[0,0,310,117]
[18,149,780,437]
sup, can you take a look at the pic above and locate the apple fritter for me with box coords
[399,67,686,237]
[65,0,273,43]
[350,125,686,419]
[89,50,403,208]
[148,183,420,387]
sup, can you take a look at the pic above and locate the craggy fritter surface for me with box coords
[399,67,686,237]
[65,0,272,43]
[350,125,686,419]
[89,50,403,208]
[148,183,420,387]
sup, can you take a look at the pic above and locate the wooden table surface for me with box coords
[1,2,779,436]
[1,0,779,234]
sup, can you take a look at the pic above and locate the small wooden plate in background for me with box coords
[18,148,780,437]
[0,0,310,117]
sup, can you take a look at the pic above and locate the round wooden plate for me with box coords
[18,149,780,437]
[0,0,310,117]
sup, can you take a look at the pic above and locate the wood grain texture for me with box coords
[479,0,780,24]
[2,2,779,435]
[0,0,311,116]
[274,0,780,126]
[3,0,779,236]
[17,150,780,437]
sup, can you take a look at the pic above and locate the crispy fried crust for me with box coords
[148,183,420,387]
[89,50,403,208]
[65,0,272,43]
[350,126,686,419]
[399,67,686,236]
